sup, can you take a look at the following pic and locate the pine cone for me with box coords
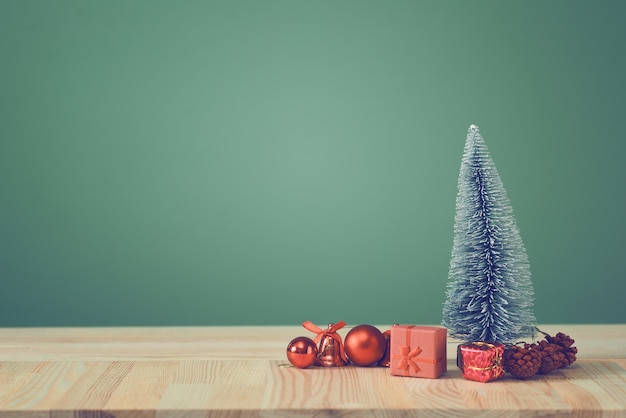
[545,332,578,367]
[504,345,541,379]
[527,341,566,374]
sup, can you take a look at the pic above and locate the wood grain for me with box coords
[0,325,624,417]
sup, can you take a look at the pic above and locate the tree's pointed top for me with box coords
[468,124,481,140]
[466,124,485,153]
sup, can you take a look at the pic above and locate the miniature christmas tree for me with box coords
[442,124,536,344]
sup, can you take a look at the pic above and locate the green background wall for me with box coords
[2,0,625,327]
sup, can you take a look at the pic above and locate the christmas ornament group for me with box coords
[285,321,448,380]
[288,321,388,368]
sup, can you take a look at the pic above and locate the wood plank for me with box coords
[264,360,416,412]
[157,383,213,417]
[104,361,179,418]
[51,362,134,418]
[0,325,624,416]
[0,360,623,416]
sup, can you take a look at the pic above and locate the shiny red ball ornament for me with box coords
[344,324,386,366]
[286,336,318,368]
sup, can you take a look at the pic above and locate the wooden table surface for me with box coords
[0,324,625,417]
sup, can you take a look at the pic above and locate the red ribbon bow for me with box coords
[302,320,348,363]
[397,345,423,375]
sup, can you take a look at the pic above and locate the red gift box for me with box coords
[458,342,505,383]
[390,325,447,379]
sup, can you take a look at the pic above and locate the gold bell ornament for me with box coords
[302,320,348,367]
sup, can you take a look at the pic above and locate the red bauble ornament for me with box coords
[344,324,386,366]
[286,336,318,369]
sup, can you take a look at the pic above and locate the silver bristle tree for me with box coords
[442,124,536,344]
